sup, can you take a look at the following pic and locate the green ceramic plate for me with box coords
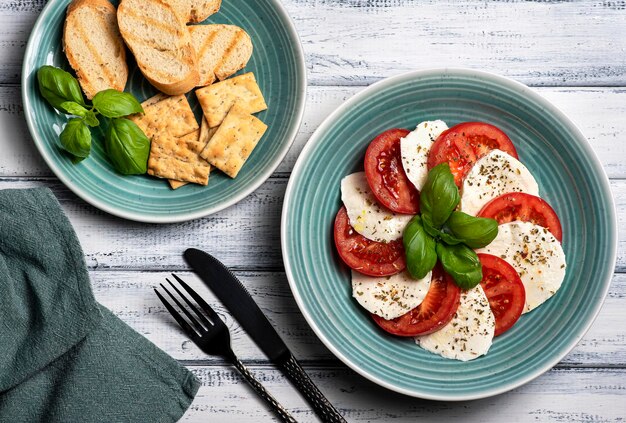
[282,69,617,400]
[22,0,305,223]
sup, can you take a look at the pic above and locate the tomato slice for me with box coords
[371,265,461,336]
[478,254,525,337]
[333,206,406,276]
[427,122,518,187]
[477,192,563,242]
[364,128,420,214]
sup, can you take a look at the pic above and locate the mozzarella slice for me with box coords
[400,120,449,191]
[460,149,539,216]
[416,285,495,361]
[476,221,566,314]
[352,270,432,320]
[341,172,413,243]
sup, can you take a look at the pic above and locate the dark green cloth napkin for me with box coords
[0,188,200,422]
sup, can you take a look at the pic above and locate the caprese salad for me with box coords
[334,121,566,361]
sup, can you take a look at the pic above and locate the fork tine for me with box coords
[171,273,222,324]
[166,277,212,328]
[154,288,198,338]
[160,283,206,334]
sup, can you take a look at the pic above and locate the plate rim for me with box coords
[21,0,307,223]
[280,68,617,401]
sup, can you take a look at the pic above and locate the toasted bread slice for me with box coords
[117,0,199,95]
[170,0,221,23]
[63,0,128,99]
[189,24,253,87]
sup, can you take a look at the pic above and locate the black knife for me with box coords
[184,248,346,423]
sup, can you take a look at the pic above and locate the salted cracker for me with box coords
[199,116,219,146]
[141,92,168,108]
[148,130,211,185]
[168,118,217,189]
[195,72,267,128]
[129,94,199,140]
[168,180,190,190]
[200,104,267,178]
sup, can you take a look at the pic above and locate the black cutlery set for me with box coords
[155,248,346,423]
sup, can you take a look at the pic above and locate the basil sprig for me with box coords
[37,66,149,174]
[403,164,498,289]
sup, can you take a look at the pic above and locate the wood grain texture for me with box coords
[0,177,624,272]
[181,366,626,422]
[1,1,626,85]
[92,270,626,366]
[2,86,626,178]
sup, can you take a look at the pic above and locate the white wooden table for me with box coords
[2,1,626,421]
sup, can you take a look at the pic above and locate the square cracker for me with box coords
[129,94,199,140]
[141,92,168,108]
[195,72,267,128]
[199,116,220,146]
[168,118,217,189]
[200,103,267,178]
[148,130,211,185]
[168,179,190,190]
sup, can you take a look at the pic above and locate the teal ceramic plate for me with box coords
[282,69,617,400]
[22,0,305,223]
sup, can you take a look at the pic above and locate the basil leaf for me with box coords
[37,66,85,112]
[420,163,460,228]
[93,89,143,118]
[60,101,88,117]
[439,225,463,246]
[403,215,438,280]
[83,110,100,127]
[59,118,91,158]
[436,243,483,290]
[422,214,463,245]
[105,118,151,175]
[59,101,99,127]
[71,155,87,164]
[446,211,499,249]
[421,213,440,238]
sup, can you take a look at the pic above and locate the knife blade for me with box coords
[184,248,347,423]
[183,248,289,362]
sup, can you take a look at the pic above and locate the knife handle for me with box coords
[232,357,298,423]
[277,354,347,423]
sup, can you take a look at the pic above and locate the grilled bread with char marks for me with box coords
[117,0,199,95]
[63,0,128,99]
[189,24,253,87]
[170,0,221,23]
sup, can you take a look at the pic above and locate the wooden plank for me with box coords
[2,86,626,178]
[180,366,626,422]
[94,270,626,366]
[2,1,626,86]
[0,177,624,272]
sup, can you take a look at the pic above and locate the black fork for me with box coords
[155,274,298,423]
